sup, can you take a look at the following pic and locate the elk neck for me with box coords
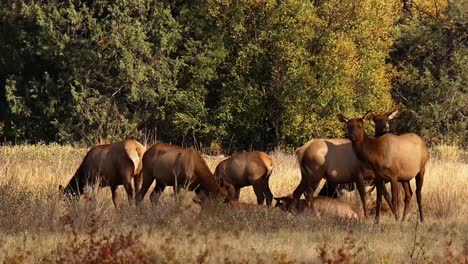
[350,131,380,168]
[196,155,223,194]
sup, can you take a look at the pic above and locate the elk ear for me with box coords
[386,109,399,120]
[337,114,349,123]
[362,111,374,122]
[192,197,202,205]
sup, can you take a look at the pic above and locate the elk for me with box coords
[274,196,362,221]
[317,110,399,198]
[136,142,228,205]
[293,110,399,217]
[214,151,274,206]
[337,112,428,223]
[60,139,145,207]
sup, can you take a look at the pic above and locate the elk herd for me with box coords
[60,109,428,223]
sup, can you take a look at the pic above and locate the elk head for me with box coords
[337,111,373,142]
[372,109,398,137]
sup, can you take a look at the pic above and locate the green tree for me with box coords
[0,0,402,150]
[205,0,398,150]
[391,1,468,146]
[1,0,180,144]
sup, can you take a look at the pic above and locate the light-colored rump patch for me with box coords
[266,157,274,176]
[267,164,273,176]
[126,148,141,175]
[295,139,314,164]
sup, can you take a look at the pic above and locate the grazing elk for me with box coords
[338,112,428,223]
[293,110,399,217]
[136,143,228,205]
[275,196,362,221]
[60,139,145,207]
[214,151,274,206]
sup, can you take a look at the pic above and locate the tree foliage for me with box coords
[0,0,464,150]
[1,0,180,144]
[391,0,468,147]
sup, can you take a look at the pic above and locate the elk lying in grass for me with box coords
[293,110,399,217]
[214,151,274,206]
[136,143,228,205]
[275,196,362,221]
[338,112,428,223]
[60,139,145,207]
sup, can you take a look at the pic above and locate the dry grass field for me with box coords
[0,144,467,263]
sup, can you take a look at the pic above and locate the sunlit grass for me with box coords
[0,144,466,263]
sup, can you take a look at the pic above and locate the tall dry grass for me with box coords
[0,144,467,263]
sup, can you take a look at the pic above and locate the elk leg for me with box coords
[318,182,338,198]
[381,182,396,215]
[262,171,273,206]
[308,180,322,217]
[149,181,166,205]
[415,170,425,223]
[133,174,143,199]
[252,180,266,205]
[135,173,155,206]
[234,188,241,201]
[305,181,321,205]
[356,173,368,217]
[375,178,383,224]
[263,183,274,207]
[123,182,134,206]
[292,178,307,210]
[111,185,118,207]
[401,181,413,221]
[390,177,400,221]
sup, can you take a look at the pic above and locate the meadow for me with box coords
[0,144,467,263]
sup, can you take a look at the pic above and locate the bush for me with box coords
[42,214,156,264]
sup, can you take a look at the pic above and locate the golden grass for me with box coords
[0,144,467,263]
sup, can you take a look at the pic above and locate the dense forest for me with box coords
[0,0,466,151]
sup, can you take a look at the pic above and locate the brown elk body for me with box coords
[293,110,399,217]
[338,112,428,223]
[214,151,274,206]
[136,143,227,205]
[60,139,145,207]
[319,110,401,198]
[275,196,362,221]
